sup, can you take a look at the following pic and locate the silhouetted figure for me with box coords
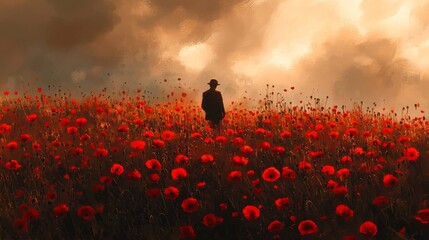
[202,79,226,128]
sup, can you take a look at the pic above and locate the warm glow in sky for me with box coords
[1,0,429,112]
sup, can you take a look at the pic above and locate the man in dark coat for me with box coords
[202,79,226,127]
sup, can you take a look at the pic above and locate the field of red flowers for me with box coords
[0,87,428,239]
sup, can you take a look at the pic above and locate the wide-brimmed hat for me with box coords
[208,79,220,86]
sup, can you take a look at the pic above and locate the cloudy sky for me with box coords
[1,0,429,112]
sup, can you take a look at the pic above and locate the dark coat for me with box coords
[202,89,225,123]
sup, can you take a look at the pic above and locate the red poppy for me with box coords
[232,155,248,166]
[415,208,429,224]
[53,204,69,217]
[146,188,161,198]
[20,134,31,142]
[24,207,40,220]
[227,170,242,181]
[144,131,154,138]
[171,168,188,180]
[240,145,254,154]
[329,131,339,139]
[215,135,227,143]
[298,220,318,235]
[95,148,109,158]
[359,221,377,237]
[335,204,354,220]
[127,169,142,181]
[0,123,12,134]
[67,126,78,135]
[110,163,124,176]
[130,140,146,150]
[179,225,196,239]
[275,197,290,210]
[153,139,165,148]
[232,137,245,146]
[405,147,419,161]
[242,205,260,221]
[145,159,162,171]
[117,124,129,132]
[202,213,223,228]
[175,154,190,164]
[268,220,284,232]
[163,186,180,200]
[372,196,389,207]
[5,160,22,170]
[345,127,358,137]
[298,161,312,171]
[321,165,335,175]
[306,131,318,140]
[259,141,271,150]
[333,185,348,196]
[13,218,28,232]
[340,155,352,164]
[162,130,176,141]
[99,176,113,185]
[315,123,325,131]
[262,167,281,182]
[255,128,265,135]
[75,117,88,127]
[32,142,42,151]
[337,168,351,179]
[6,141,18,150]
[201,154,214,164]
[280,130,292,138]
[272,146,286,155]
[191,132,202,138]
[282,167,297,179]
[149,173,160,182]
[383,174,398,187]
[26,113,38,122]
[181,198,199,213]
[77,205,96,221]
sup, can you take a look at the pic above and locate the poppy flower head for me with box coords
[282,167,297,179]
[262,167,281,182]
[77,205,96,221]
[383,174,398,187]
[13,218,28,232]
[163,186,180,200]
[242,205,260,221]
[110,163,124,176]
[240,145,254,154]
[335,204,354,220]
[200,154,214,164]
[53,204,69,217]
[145,159,162,171]
[359,221,377,237]
[227,170,242,181]
[153,139,165,148]
[179,225,196,239]
[181,198,199,213]
[322,165,335,175]
[175,154,190,164]
[171,167,188,180]
[415,208,429,224]
[5,160,22,170]
[268,220,284,232]
[162,130,176,141]
[130,140,146,150]
[202,213,223,228]
[6,141,19,151]
[275,197,290,210]
[298,220,319,235]
[405,147,419,161]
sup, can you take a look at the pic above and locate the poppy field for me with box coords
[0,86,429,240]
